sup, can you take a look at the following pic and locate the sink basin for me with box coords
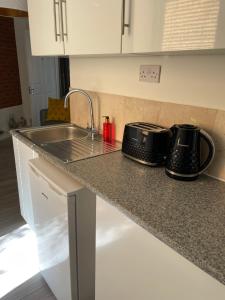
[21,125,89,145]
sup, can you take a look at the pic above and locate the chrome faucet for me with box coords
[64,88,96,139]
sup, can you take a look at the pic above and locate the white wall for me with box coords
[0,105,23,132]
[0,0,27,11]
[70,54,225,110]
[14,18,31,125]
[14,18,60,126]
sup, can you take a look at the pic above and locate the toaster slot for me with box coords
[130,123,166,132]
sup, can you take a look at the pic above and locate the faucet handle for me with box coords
[86,123,98,134]
[91,127,98,134]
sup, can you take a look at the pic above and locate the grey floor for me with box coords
[0,138,56,300]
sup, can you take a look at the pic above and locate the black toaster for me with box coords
[122,122,170,166]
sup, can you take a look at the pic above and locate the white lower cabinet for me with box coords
[95,195,225,300]
[12,136,38,228]
[29,160,75,300]
[12,136,225,299]
[28,158,96,300]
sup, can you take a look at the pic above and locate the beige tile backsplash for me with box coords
[70,91,225,181]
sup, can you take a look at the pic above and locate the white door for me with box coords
[25,31,60,126]
[122,0,225,53]
[64,0,123,55]
[96,196,225,300]
[27,0,64,55]
[28,158,90,300]
[12,136,25,216]
[12,137,38,228]
[29,166,72,300]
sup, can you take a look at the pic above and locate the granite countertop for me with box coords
[12,130,225,286]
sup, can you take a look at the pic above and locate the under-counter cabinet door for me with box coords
[12,136,38,228]
[64,0,123,55]
[96,196,225,300]
[122,0,225,53]
[29,167,73,300]
[27,0,64,55]
[28,158,96,300]
[12,137,24,216]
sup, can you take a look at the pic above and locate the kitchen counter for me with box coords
[12,130,225,286]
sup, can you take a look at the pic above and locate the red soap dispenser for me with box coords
[102,116,112,142]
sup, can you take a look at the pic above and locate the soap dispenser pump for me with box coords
[102,116,112,142]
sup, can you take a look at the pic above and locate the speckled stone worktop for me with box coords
[12,130,225,286]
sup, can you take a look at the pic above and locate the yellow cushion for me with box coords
[47,97,70,122]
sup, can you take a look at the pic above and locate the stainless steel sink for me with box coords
[20,124,121,163]
[21,124,88,145]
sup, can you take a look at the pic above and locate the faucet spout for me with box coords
[64,88,96,139]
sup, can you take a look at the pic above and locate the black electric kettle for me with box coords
[165,124,215,181]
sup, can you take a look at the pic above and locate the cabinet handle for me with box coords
[122,0,130,35]
[41,192,48,200]
[53,0,61,42]
[60,0,68,41]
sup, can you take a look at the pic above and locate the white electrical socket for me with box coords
[139,65,161,83]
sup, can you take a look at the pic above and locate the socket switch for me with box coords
[139,65,161,83]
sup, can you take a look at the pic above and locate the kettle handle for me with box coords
[199,129,215,173]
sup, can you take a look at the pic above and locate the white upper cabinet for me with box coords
[122,0,225,53]
[27,0,65,55]
[28,0,225,56]
[65,0,123,55]
[27,0,123,56]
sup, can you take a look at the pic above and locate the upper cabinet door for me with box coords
[122,0,225,53]
[64,0,123,55]
[27,0,64,55]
